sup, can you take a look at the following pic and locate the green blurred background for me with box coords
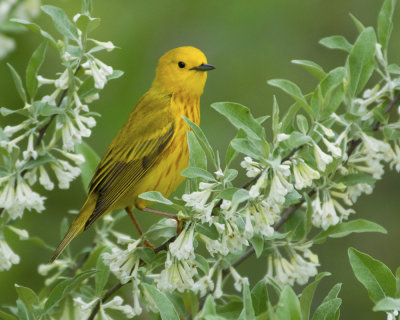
[1,0,400,318]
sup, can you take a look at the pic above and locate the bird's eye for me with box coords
[178,61,185,68]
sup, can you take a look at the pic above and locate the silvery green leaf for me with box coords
[7,64,26,103]
[377,0,396,50]
[76,141,100,191]
[138,191,173,205]
[11,19,57,49]
[181,167,215,181]
[187,130,207,170]
[348,247,396,303]
[319,35,352,53]
[41,5,79,41]
[292,59,326,79]
[211,102,265,140]
[347,27,376,97]
[26,41,48,100]
[276,286,302,320]
[142,284,180,320]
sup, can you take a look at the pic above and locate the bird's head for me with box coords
[152,46,215,96]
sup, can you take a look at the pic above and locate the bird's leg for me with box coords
[125,207,154,249]
[142,207,185,234]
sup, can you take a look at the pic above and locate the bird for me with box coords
[50,46,215,262]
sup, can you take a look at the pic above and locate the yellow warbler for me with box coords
[51,46,214,262]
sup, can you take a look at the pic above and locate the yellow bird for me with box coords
[51,46,215,262]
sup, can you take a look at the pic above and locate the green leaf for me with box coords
[202,295,217,317]
[268,79,312,115]
[33,101,64,116]
[323,283,342,302]
[139,191,173,205]
[319,35,352,53]
[349,13,365,32]
[314,219,387,244]
[211,102,265,140]
[217,187,239,201]
[16,300,31,320]
[251,279,268,315]
[81,0,93,15]
[11,19,57,49]
[296,114,309,134]
[44,270,96,313]
[383,125,400,140]
[22,154,55,171]
[373,297,400,311]
[75,14,100,34]
[292,59,326,79]
[7,64,27,103]
[142,283,180,320]
[311,298,342,320]
[284,131,311,149]
[181,167,215,181]
[136,247,156,264]
[282,103,301,132]
[15,284,39,313]
[145,218,177,242]
[75,141,100,191]
[242,284,256,319]
[348,247,396,303]
[195,254,209,275]
[26,41,48,100]
[250,233,264,258]
[304,193,313,237]
[387,64,400,74]
[300,272,331,320]
[337,173,375,186]
[195,223,219,240]
[276,285,302,320]
[183,116,216,166]
[95,248,110,296]
[41,5,79,41]
[231,188,250,207]
[377,0,396,50]
[225,169,238,182]
[0,310,17,320]
[231,137,263,159]
[318,67,346,119]
[187,130,207,170]
[272,96,280,138]
[347,27,377,96]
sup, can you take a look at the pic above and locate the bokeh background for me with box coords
[1,0,400,318]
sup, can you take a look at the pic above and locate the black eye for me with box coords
[178,61,185,68]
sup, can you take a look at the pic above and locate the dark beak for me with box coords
[191,63,216,71]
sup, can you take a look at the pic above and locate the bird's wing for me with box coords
[84,91,174,229]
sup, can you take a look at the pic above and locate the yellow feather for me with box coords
[51,46,214,261]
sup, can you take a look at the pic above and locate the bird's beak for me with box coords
[191,63,216,71]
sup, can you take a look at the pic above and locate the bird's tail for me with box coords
[50,195,97,262]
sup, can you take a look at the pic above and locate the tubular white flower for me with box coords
[84,92,100,103]
[60,150,85,165]
[0,238,20,271]
[313,142,333,171]
[277,133,290,142]
[90,39,116,52]
[51,160,80,189]
[102,296,135,319]
[169,224,195,260]
[361,132,391,157]
[42,88,61,106]
[54,69,69,89]
[193,266,216,297]
[0,134,26,152]
[37,75,55,86]
[214,269,223,298]
[22,133,38,160]
[292,159,320,190]
[389,143,400,172]
[39,166,54,190]
[3,123,26,137]
[322,137,342,158]
[240,156,261,178]
[13,179,45,218]
[229,266,249,292]
[157,252,197,292]
[317,123,335,138]
[267,166,293,205]
[73,91,89,112]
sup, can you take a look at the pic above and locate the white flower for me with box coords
[266,165,293,205]
[193,266,216,297]
[84,93,100,103]
[3,123,26,137]
[102,238,141,284]
[229,267,249,292]
[38,259,73,285]
[322,137,342,158]
[313,142,333,171]
[7,226,29,239]
[317,123,335,138]
[277,133,290,142]
[23,133,38,160]
[73,91,89,112]
[361,132,391,158]
[37,75,55,86]
[51,160,80,189]
[389,143,400,172]
[169,224,195,260]
[83,58,113,89]
[240,156,261,178]
[245,201,277,238]
[42,88,61,106]
[59,150,85,165]
[90,39,116,52]
[157,253,197,292]
[39,166,54,190]
[54,69,69,89]
[214,269,223,298]
[102,296,135,319]
[0,238,20,271]
[0,134,26,152]
[375,43,386,67]
[292,159,320,190]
